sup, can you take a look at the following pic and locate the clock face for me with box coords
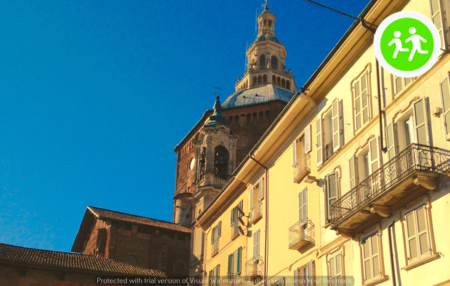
[189,158,196,170]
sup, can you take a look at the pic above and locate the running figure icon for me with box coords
[405,27,429,61]
[388,31,409,58]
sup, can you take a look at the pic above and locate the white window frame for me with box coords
[361,231,382,283]
[353,69,371,133]
[328,252,343,285]
[404,205,432,263]
[393,75,413,96]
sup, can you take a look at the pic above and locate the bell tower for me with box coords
[235,5,297,93]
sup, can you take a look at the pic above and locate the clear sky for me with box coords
[0,0,370,252]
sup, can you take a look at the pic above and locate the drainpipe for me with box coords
[250,156,268,286]
[388,221,396,286]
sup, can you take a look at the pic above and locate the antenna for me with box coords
[213,87,223,97]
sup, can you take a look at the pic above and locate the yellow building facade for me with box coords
[192,0,450,286]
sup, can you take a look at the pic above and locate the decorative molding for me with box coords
[392,96,420,121]
[353,134,376,156]
[370,205,391,218]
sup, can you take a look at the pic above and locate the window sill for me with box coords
[363,275,389,286]
[402,253,440,271]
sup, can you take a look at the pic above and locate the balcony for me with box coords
[245,256,264,281]
[330,144,450,237]
[293,154,311,183]
[249,201,263,224]
[325,140,334,162]
[289,220,315,250]
[212,239,219,257]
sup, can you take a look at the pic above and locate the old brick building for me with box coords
[0,242,165,286]
[71,206,191,279]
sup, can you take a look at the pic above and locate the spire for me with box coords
[205,96,229,127]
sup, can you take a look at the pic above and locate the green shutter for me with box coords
[228,254,232,279]
[237,247,242,275]
[209,270,212,286]
[216,265,220,286]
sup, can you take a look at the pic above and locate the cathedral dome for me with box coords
[221,84,294,109]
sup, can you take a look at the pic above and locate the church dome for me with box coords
[221,84,294,109]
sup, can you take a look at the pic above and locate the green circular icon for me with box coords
[374,11,441,78]
[380,18,433,71]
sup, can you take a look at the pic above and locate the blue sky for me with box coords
[0,0,369,252]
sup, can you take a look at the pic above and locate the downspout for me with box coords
[388,221,396,286]
[250,156,268,286]
[360,18,388,153]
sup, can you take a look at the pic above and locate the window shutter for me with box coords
[299,191,304,222]
[349,156,356,189]
[369,137,380,174]
[307,260,313,281]
[218,222,221,238]
[329,257,335,277]
[303,188,308,221]
[416,207,430,257]
[361,73,370,125]
[336,254,342,277]
[327,173,337,221]
[254,230,260,258]
[211,228,215,243]
[294,268,299,286]
[250,187,254,210]
[238,201,243,218]
[362,238,372,281]
[237,247,242,275]
[228,254,232,279]
[406,212,418,260]
[316,117,323,166]
[413,99,429,145]
[209,270,213,286]
[354,80,362,131]
[430,0,445,48]
[332,99,341,152]
[441,77,450,139]
[259,177,264,200]
[305,124,312,154]
[372,234,380,278]
[215,265,220,286]
[386,123,396,160]
[292,141,298,166]
[231,208,234,226]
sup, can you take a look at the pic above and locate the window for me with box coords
[137,226,154,235]
[440,77,450,139]
[317,100,342,166]
[96,228,107,253]
[228,248,242,279]
[271,56,278,70]
[249,178,264,223]
[361,232,381,283]
[298,188,308,238]
[211,222,221,256]
[294,261,315,286]
[286,80,291,90]
[393,75,412,95]
[209,265,220,286]
[263,74,268,84]
[325,173,338,222]
[405,206,432,263]
[214,146,229,178]
[353,71,370,132]
[429,0,446,49]
[116,223,132,231]
[328,253,343,285]
[260,55,266,70]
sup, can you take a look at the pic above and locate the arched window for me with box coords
[258,75,262,85]
[234,115,239,125]
[277,77,281,86]
[253,76,257,86]
[253,112,257,123]
[271,56,278,70]
[263,74,267,84]
[260,55,266,70]
[124,255,138,265]
[228,116,233,125]
[286,80,290,90]
[282,79,285,88]
[247,113,251,125]
[259,111,264,122]
[272,75,276,85]
[214,146,229,179]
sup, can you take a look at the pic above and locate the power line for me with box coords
[301,0,359,20]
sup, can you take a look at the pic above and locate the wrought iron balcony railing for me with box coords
[293,153,311,183]
[330,144,450,227]
[289,220,315,250]
[245,256,264,279]
[249,200,263,224]
[325,140,334,162]
[212,239,219,257]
